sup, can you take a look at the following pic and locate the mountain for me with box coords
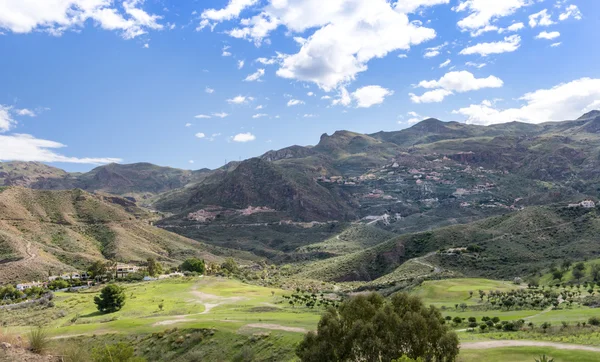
[0,187,223,283]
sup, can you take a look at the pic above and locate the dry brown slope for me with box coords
[0,187,221,284]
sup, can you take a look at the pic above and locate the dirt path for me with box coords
[524,306,553,320]
[461,340,600,352]
[242,323,307,333]
[24,241,35,261]
[412,252,442,273]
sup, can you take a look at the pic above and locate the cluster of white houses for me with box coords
[16,263,141,291]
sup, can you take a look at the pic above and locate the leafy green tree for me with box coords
[180,258,205,274]
[591,264,600,282]
[48,279,69,290]
[221,257,239,274]
[146,257,163,277]
[88,260,108,280]
[94,284,126,313]
[296,292,459,362]
[574,262,586,271]
[572,268,585,281]
[91,342,145,362]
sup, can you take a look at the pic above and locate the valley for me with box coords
[2,113,600,361]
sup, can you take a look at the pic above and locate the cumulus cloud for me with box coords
[205,87,215,94]
[232,132,256,142]
[536,31,560,40]
[410,71,503,103]
[0,105,17,132]
[222,45,232,56]
[185,123,192,127]
[0,0,163,39]
[195,132,206,139]
[454,0,532,31]
[229,0,437,91]
[212,112,229,118]
[459,35,521,56]
[466,61,486,69]
[529,9,555,27]
[244,68,265,81]
[559,4,582,21]
[424,42,448,58]
[227,95,254,104]
[453,78,600,125]
[252,113,268,118]
[0,133,121,164]
[237,60,245,69]
[256,57,277,65]
[352,85,394,108]
[15,108,36,117]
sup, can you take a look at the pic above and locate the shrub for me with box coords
[27,326,49,354]
[91,342,145,362]
[94,284,126,313]
[588,317,600,326]
[61,342,91,362]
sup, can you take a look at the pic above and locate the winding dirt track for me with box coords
[461,340,600,352]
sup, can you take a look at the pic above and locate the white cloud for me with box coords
[256,57,277,65]
[287,99,305,107]
[321,95,332,100]
[0,133,121,164]
[222,46,232,57]
[255,105,264,110]
[189,160,195,164]
[303,114,317,118]
[453,78,600,125]
[536,31,560,40]
[232,132,256,142]
[195,114,211,119]
[395,0,450,14]
[0,0,163,39]
[398,54,408,58]
[15,108,35,117]
[0,105,17,132]
[410,70,503,103]
[332,87,352,106]
[252,113,268,118]
[198,0,259,30]
[459,35,521,56]
[409,89,453,103]
[424,42,448,58]
[307,92,315,96]
[237,60,245,69]
[466,61,486,68]
[261,0,437,91]
[454,0,532,31]
[227,95,253,104]
[439,59,451,68]
[529,9,555,28]
[244,68,265,81]
[205,87,215,94]
[185,123,192,127]
[195,132,206,139]
[559,4,582,21]
[352,85,394,108]
[143,43,149,48]
[212,112,229,118]
[551,42,562,47]
[506,22,525,32]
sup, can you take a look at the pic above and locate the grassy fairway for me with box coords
[458,347,600,362]
[411,278,521,307]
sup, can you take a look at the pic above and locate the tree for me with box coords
[88,260,108,280]
[180,258,205,274]
[591,264,600,282]
[562,260,572,271]
[574,262,586,271]
[94,284,126,313]
[572,268,585,281]
[296,292,459,362]
[146,257,163,277]
[221,258,239,274]
[48,279,69,290]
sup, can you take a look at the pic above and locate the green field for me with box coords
[4,276,600,361]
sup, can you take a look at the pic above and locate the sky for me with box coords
[0,0,599,172]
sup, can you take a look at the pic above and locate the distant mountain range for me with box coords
[2,111,600,282]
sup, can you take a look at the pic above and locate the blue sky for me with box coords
[1,0,599,172]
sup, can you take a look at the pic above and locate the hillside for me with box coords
[298,204,600,283]
[0,187,224,283]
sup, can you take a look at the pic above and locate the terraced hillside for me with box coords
[0,187,223,283]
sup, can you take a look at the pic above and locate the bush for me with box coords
[27,326,49,354]
[91,342,145,362]
[61,342,91,362]
[296,292,459,362]
[588,317,600,326]
[94,284,126,313]
[48,279,70,290]
[180,258,205,274]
